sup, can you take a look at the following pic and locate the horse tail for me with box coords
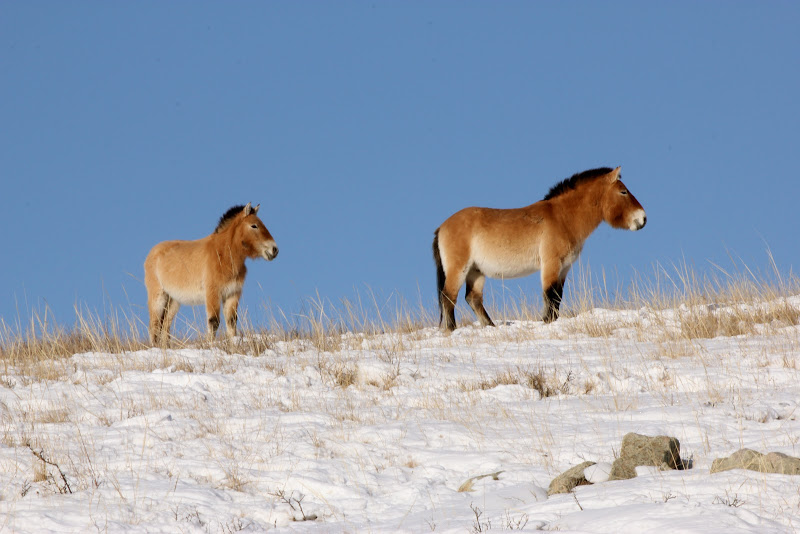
[433,228,445,326]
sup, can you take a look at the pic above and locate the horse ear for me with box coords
[253,204,260,215]
[243,202,252,215]
[609,167,621,182]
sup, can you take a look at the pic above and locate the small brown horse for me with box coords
[144,203,278,344]
[433,167,646,330]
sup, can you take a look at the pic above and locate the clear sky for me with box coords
[2,2,799,333]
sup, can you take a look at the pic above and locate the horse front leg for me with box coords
[541,261,566,323]
[223,293,241,339]
[205,290,222,341]
[543,281,565,323]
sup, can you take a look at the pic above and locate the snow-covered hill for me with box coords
[2,300,800,532]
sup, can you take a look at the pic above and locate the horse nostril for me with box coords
[272,247,279,258]
[641,216,647,229]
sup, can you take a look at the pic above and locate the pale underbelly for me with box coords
[474,256,542,280]
[481,265,540,280]
[163,286,206,306]
[162,279,243,306]
[472,247,581,280]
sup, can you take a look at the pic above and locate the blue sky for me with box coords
[2,2,799,333]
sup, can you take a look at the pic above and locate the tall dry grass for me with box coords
[0,304,146,381]
[2,256,799,371]
[483,252,798,321]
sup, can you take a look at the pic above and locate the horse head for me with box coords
[239,202,279,261]
[602,167,647,231]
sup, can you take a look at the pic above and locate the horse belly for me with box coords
[481,261,541,280]
[472,244,541,280]
[162,284,206,306]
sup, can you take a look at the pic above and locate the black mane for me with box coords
[215,205,246,233]
[542,167,614,201]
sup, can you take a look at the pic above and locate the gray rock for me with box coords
[608,433,682,481]
[710,449,800,475]
[547,461,595,495]
[608,457,638,481]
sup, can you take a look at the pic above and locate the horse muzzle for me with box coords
[262,245,279,261]
[629,210,647,231]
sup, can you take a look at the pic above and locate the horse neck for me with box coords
[548,183,607,240]
[211,223,248,270]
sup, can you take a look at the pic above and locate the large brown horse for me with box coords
[144,203,278,344]
[433,167,646,330]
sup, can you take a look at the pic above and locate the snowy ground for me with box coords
[2,301,800,533]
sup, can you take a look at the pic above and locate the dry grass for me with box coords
[562,314,627,338]
[1,310,143,362]
[0,306,145,383]
[675,299,800,340]
[458,367,570,398]
[1,256,798,376]
[329,361,358,389]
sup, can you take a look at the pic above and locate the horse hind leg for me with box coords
[434,230,462,332]
[439,282,458,332]
[147,290,168,345]
[160,295,180,345]
[465,268,494,327]
[436,265,471,332]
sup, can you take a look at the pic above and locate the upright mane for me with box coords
[215,205,246,233]
[542,167,614,201]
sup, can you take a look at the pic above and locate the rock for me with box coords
[608,433,682,481]
[710,449,800,475]
[608,457,637,481]
[710,448,763,474]
[620,433,682,469]
[547,461,595,495]
[763,452,800,474]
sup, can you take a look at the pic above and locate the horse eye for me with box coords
[621,190,628,195]
[251,224,258,229]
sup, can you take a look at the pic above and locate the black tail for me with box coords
[433,228,445,325]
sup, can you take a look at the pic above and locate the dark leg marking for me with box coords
[542,281,564,323]
[208,316,220,336]
[441,292,457,332]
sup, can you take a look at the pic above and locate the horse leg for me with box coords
[223,293,240,338]
[147,290,168,345]
[541,260,565,323]
[161,295,180,345]
[441,266,467,331]
[205,291,221,341]
[556,265,572,316]
[465,268,494,327]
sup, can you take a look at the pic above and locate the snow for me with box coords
[2,300,800,532]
